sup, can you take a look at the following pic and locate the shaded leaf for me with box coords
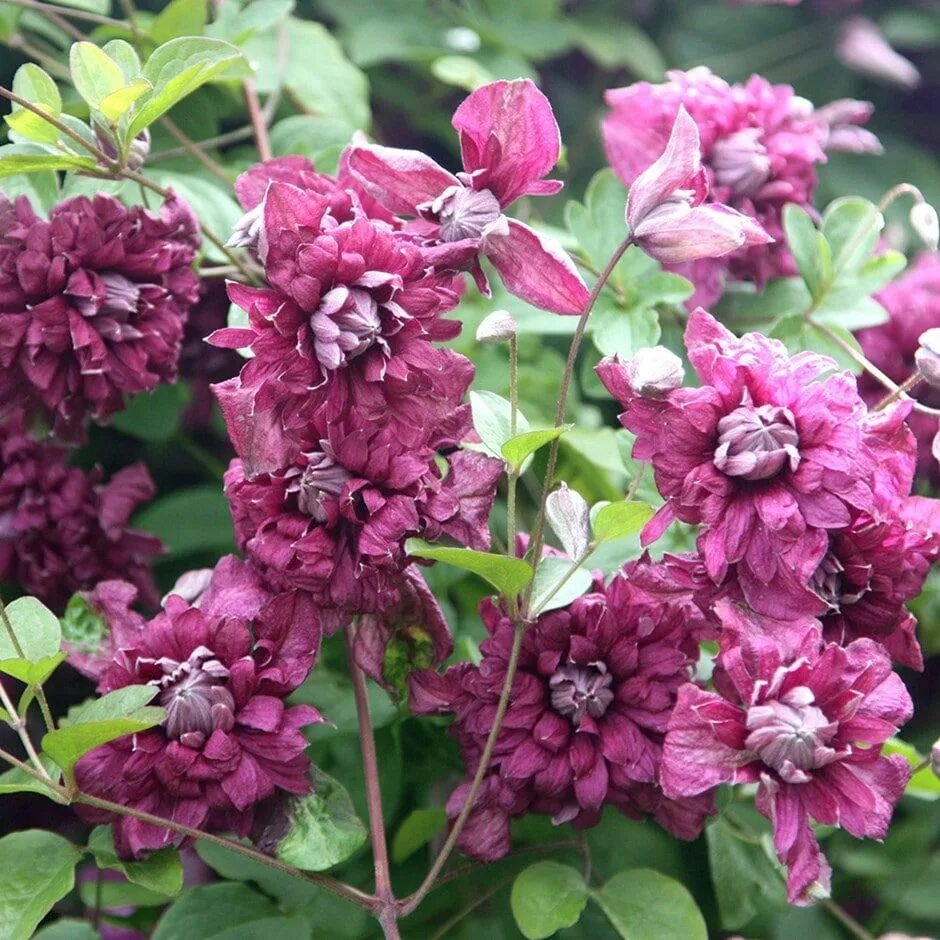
[511,861,588,939]
[405,539,532,597]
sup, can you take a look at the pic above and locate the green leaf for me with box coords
[1,595,61,662]
[770,316,864,374]
[0,170,59,216]
[501,426,570,472]
[884,737,940,801]
[291,666,397,740]
[42,685,164,778]
[821,196,884,278]
[783,203,828,299]
[706,816,787,930]
[7,64,61,144]
[853,250,907,296]
[70,42,125,111]
[593,501,654,543]
[269,115,354,170]
[88,826,183,896]
[152,883,281,940]
[592,869,707,940]
[511,861,588,939]
[0,144,98,178]
[391,808,447,863]
[207,0,294,44]
[129,38,244,139]
[111,382,191,442]
[274,768,367,871]
[60,593,107,661]
[405,540,533,597]
[530,556,593,615]
[0,830,82,940]
[99,79,154,124]
[0,755,63,800]
[133,484,236,557]
[34,919,99,940]
[431,55,495,91]
[470,389,530,459]
[589,295,661,359]
[571,19,664,78]
[149,0,208,45]
[102,40,142,81]
[565,170,629,282]
[0,652,65,686]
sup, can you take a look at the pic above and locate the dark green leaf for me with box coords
[0,830,82,940]
[0,595,60,662]
[405,540,532,597]
[33,919,99,940]
[273,768,367,871]
[152,883,280,940]
[592,868,707,940]
[133,484,236,557]
[511,861,588,939]
[392,808,447,863]
[111,383,191,442]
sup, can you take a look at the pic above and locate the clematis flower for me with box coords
[858,252,940,484]
[837,18,921,90]
[603,68,877,303]
[0,192,200,440]
[597,309,909,615]
[224,410,501,617]
[409,559,715,860]
[626,107,771,264]
[661,619,912,904]
[812,99,883,155]
[346,79,590,314]
[208,183,467,476]
[74,558,323,859]
[0,414,161,611]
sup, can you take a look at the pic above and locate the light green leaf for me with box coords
[0,755,63,800]
[431,55,495,91]
[593,869,707,940]
[102,40,142,82]
[152,883,280,940]
[783,203,828,299]
[470,389,530,459]
[149,0,208,45]
[0,144,98,178]
[405,540,532,597]
[34,918,99,940]
[207,0,294,44]
[274,769,367,871]
[813,293,889,330]
[590,295,660,358]
[529,556,593,615]
[565,170,630,282]
[0,652,65,686]
[88,826,183,896]
[70,42,125,111]
[853,250,907,295]
[593,501,654,543]
[7,64,61,144]
[0,830,82,940]
[501,426,570,472]
[129,38,244,139]
[571,19,664,78]
[821,196,884,278]
[884,737,940,801]
[511,861,588,939]
[1,595,60,662]
[99,79,153,124]
[392,808,447,863]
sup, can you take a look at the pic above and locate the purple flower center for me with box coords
[294,449,351,522]
[713,402,801,481]
[810,551,867,612]
[744,686,842,783]
[149,645,236,749]
[711,128,772,198]
[422,185,502,242]
[550,662,614,724]
[311,284,392,371]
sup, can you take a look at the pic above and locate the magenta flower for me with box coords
[409,559,715,860]
[626,107,771,264]
[208,183,467,476]
[837,17,921,90]
[858,252,940,484]
[0,192,200,439]
[346,79,590,314]
[597,309,905,615]
[603,68,876,302]
[75,558,322,859]
[224,411,500,616]
[661,620,912,904]
[0,414,161,611]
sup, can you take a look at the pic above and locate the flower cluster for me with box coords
[0,191,200,440]
[0,413,161,611]
[74,557,323,858]
[409,559,716,860]
[599,309,938,901]
[602,67,878,303]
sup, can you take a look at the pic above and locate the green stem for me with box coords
[0,595,55,732]
[506,333,519,558]
[820,898,875,940]
[2,0,126,28]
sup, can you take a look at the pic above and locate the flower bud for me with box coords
[476,309,517,344]
[546,482,591,559]
[627,346,685,397]
[94,124,150,172]
[911,202,940,251]
[916,328,940,388]
[931,740,940,779]
[837,17,921,90]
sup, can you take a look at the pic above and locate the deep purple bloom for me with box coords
[0,414,161,610]
[603,68,876,303]
[74,558,322,859]
[661,620,912,904]
[409,560,715,860]
[598,309,907,615]
[224,410,501,617]
[858,252,940,483]
[346,79,590,314]
[0,192,200,439]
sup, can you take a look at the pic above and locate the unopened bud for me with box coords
[911,202,940,251]
[164,567,214,607]
[476,309,517,344]
[837,17,921,90]
[94,124,150,172]
[627,346,685,397]
[931,740,940,778]
[546,482,591,559]
[916,328,940,388]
